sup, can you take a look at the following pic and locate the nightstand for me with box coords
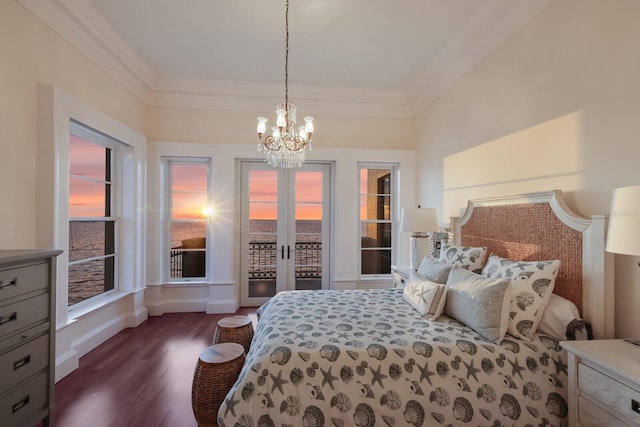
[391,265,412,289]
[561,339,640,427]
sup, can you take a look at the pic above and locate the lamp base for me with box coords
[409,235,430,270]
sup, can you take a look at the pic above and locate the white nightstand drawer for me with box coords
[578,395,631,427]
[579,362,640,424]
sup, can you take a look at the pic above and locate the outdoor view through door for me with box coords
[241,162,330,306]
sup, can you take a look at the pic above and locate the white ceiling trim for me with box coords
[18,0,553,119]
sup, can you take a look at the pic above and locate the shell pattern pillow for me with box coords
[439,244,487,274]
[482,254,561,341]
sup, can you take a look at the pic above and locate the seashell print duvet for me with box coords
[218,289,569,426]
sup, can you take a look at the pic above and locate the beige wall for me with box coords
[414,0,640,338]
[0,0,147,247]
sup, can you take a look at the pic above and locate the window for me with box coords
[359,163,397,277]
[68,121,119,308]
[164,158,210,282]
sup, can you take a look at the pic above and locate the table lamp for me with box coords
[400,207,439,270]
[606,185,640,256]
[605,185,640,348]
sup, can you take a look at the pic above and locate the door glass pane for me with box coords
[248,170,278,298]
[295,171,322,290]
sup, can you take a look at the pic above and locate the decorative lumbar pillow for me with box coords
[538,293,589,341]
[439,245,487,274]
[403,272,447,320]
[417,256,454,284]
[482,254,561,341]
[444,268,512,344]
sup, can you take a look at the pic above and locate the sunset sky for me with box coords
[68,135,328,221]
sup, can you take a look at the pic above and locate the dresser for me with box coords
[0,250,61,427]
[391,265,412,289]
[561,339,640,426]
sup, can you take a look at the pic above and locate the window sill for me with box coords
[57,291,131,331]
[157,281,209,286]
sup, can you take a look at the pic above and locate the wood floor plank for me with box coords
[53,309,257,427]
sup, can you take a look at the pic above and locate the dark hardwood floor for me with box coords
[53,308,257,427]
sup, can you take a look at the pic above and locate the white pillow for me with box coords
[403,272,447,320]
[444,268,512,344]
[439,245,487,274]
[538,293,589,341]
[482,254,561,341]
[417,256,454,284]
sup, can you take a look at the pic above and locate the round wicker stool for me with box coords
[213,315,254,353]
[192,343,245,427]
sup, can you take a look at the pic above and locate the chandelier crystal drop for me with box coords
[256,0,314,169]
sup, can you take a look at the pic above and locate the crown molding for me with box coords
[150,77,412,117]
[18,0,156,103]
[18,0,553,119]
[407,0,554,116]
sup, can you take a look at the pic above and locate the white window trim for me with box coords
[357,162,398,280]
[161,156,212,284]
[36,85,147,330]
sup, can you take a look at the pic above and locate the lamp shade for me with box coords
[400,208,439,233]
[606,185,640,256]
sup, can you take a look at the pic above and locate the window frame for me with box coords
[36,85,147,330]
[162,156,212,284]
[357,162,398,279]
[67,121,121,310]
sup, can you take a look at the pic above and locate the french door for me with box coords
[240,161,331,306]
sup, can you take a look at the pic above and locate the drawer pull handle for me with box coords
[0,277,18,290]
[12,395,30,414]
[0,312,17,326]
[13,354,31,370]
[633,399,640,415]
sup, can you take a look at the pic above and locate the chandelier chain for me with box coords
[255,0,314,168]
[284,0,289,108]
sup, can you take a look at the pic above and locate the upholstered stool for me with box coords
[192,343,245,427]
[213,315,254,353]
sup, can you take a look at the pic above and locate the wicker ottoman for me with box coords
[192,343,245,427]
[213,315,254,353]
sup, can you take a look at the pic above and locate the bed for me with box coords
[218,190,613,427]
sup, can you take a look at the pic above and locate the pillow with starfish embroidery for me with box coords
[403,271,447,320]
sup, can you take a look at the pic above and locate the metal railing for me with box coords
[170,241,322,279]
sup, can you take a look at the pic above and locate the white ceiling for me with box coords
[21,0,553,117]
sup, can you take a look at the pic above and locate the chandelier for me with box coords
[256,0,314,169]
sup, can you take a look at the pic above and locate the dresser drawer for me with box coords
[579,362,640,424]
[0,293,49,341]
[0,262,48,303]
[0,333,49,393]
[0,371,48,426]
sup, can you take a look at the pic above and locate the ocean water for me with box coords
[67,220,322,305]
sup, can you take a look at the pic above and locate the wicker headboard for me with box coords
[451,190,614,339]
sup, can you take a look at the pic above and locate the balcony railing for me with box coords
[170,241,322,279]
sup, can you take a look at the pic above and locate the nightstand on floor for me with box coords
[561,339,640,426]
[391,265,412,289]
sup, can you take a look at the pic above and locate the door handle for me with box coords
[287,245,291,259]
[281,245,285,260]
